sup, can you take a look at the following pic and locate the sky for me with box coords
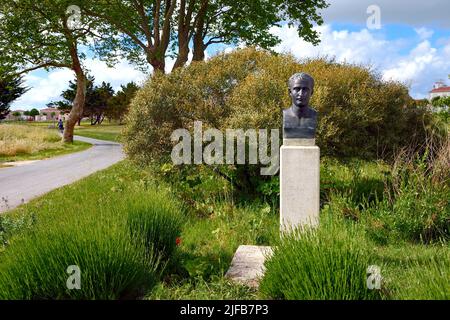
[11,0,450,110]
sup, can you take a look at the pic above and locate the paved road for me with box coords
[0,135,125,213]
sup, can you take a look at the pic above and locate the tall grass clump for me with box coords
[364,135,449,244]
[259,218,382,300]
[0,217,160,300]
[0,175,185,299]
[0,124,61,156]
[126,188,184,259]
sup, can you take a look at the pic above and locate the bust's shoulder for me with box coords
[283,107,293,119]
[308,106,318,117]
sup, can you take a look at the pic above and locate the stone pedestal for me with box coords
[280,145,320,232]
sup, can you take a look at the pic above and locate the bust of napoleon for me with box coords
[283,72,317,140]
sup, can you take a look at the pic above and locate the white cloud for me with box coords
[12,58,148,110]
[13,69,74,109]
[84,59,147,91]
[415,27,434,40]
[269,24,450,98]
[382,40,450,97]
[270,24,395,69]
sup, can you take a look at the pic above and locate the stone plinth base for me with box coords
[225,245,273,288]
[280,145,320,232]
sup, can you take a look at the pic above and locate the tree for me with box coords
[12,111,21,120]
[106,82,139,124]
[83,0,329,73]
[29,108,40,118]
[50,76,114,125]
[87,81,114,125]
[0,1,105,142]
[0,73,28,120]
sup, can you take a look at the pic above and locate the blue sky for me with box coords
[12,0,450,110]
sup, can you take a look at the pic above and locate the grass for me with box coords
[0,161,184,299]
[260,215,382,300]
[4,120,124,142]
[0,123,91,164]
[74,122,124,142]
[373,244,449,300]
[0,148,448,299]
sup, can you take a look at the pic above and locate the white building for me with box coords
[429,81,450,100]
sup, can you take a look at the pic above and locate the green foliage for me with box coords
[431,95,450,108]
[106,82,140,123]
[380,245,450,300]
[148,276,257,300]
[0,73,28,120]
[29,108,39,117]
[0,218,160,299]
[82,0,328,72]
[0,0,102,74]
[326,138,450,245]
[260,216,382,300]
[0,161,186,299]
[127,188,184,259]
[124,48,436,196]
[49,75,115,124]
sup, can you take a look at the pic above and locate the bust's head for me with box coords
[288,72,314,109]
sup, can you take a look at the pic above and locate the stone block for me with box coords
[280,145,320,232]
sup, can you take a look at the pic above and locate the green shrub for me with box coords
[123,47,438,195]
[0,219,159,300]
[127,188,184,259]
[259,218,382,300]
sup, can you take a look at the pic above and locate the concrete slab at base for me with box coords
[225,245,273,288]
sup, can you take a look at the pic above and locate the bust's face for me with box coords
[288,79,313,108]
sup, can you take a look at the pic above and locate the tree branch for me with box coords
[14,62,72,76]
[153,0,161,47]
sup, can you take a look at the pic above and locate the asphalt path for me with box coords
[0,135,124,213]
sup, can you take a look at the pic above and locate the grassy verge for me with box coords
[0,124,91,165]
[0,155,448,299]
[74,123,124,142]
[0,161,183,299]
[3,120,124,142]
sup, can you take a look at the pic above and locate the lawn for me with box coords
[0,157,448,299]
[0,123,91,165]
[73,122,124,142]
[9,120,124,142]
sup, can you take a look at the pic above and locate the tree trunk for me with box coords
[192,0,208,62]
[192,32,205,61]
[148,54,166,73]
[63,71,86,143]
[172,31,190,70]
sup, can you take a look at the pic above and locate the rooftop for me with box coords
[430,86,450,93]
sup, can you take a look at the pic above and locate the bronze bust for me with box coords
[283,72,317,140]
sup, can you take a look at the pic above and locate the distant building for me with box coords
[35,108,65,121]
[5,109,28,121]
[429,81,450,100]
[6,108,69,121]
